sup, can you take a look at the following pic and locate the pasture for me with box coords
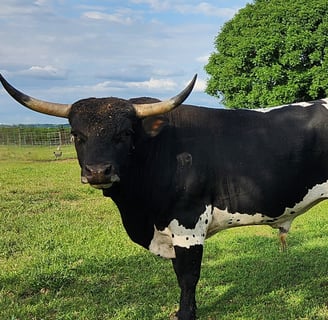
[1,145,328,320]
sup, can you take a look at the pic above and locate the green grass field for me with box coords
[0,145,328,320]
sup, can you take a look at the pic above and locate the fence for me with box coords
[0,125,72,146]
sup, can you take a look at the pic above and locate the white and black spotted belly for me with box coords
[149,180,328,259]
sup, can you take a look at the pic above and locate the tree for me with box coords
[205,0,328,109]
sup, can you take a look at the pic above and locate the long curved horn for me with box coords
[0,74,71,118]
[133,74,197,118]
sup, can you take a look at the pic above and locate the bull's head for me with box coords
[0,74,196,189]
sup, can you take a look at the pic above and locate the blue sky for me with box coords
[0,0,250,124]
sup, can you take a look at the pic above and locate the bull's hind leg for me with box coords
[172,245,203,320]
[278,220,292,251]
[279,227,288,251]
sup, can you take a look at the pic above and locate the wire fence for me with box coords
[0,125,73,146]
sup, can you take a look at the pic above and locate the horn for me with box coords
[0,74,71,118]
[133,74,197,118]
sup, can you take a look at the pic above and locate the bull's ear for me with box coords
[142,116,168,137]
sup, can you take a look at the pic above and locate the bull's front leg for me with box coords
[172,244,203,320]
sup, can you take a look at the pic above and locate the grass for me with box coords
[0,145,328,319]
[0,145,76,161]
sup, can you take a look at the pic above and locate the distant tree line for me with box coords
[0,125,72,146]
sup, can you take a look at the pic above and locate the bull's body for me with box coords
[101,101,328,258]
[1,73,328,320]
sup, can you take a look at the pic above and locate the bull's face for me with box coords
[0,74,196,189]
[69,99,136,189]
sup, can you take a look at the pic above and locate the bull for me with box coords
[1,73,328,320]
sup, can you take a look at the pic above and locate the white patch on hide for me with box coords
[169,205,212,248]
[149,226,175,259]
[149,206,212,259]
[255,101,314,113]
[254,98,328,113]
[320,98,328,110]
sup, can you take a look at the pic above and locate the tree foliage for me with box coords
[205,0,328,109]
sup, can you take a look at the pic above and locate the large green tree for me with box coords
[205,0,328,109]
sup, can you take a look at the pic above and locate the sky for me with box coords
[0,0,250,124]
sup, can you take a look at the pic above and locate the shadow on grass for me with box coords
[3,233,328,320]
[199,234,328,319]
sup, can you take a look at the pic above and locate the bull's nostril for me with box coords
[85,165,92,174]
[104,165,112,176]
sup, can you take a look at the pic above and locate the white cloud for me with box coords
[196,55,210,63]
[130,0,239,18]
[0,4,36,16]
[128,78,176,90]
[18,65,68,79]
[83,11,135,25]
[89,78,176,93]
[130,0,171,11]
[176,2,239,18]
[0,0,57,17]
[90,76,208,96]
[194,78,207,92]
[46,77,178,99]
[34,0,46,5]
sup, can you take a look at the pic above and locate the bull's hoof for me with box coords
[170,310,196,320]
[171,314,179,320]
[169,310,179,320]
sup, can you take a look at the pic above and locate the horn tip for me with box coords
[189,74,197,90]
[0,74,10,88]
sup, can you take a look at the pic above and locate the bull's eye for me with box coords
[124,128,134,137]
[71,131,85,144]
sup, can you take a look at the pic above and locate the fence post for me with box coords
[18,127,22,147]
[58,131,62,146]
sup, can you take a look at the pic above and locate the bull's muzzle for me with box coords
[82,163,120,189]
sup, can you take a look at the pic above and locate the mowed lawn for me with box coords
[1,145,328,320]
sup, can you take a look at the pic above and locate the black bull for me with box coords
[2,73,328,320]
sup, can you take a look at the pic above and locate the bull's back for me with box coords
[169,104,328,218]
